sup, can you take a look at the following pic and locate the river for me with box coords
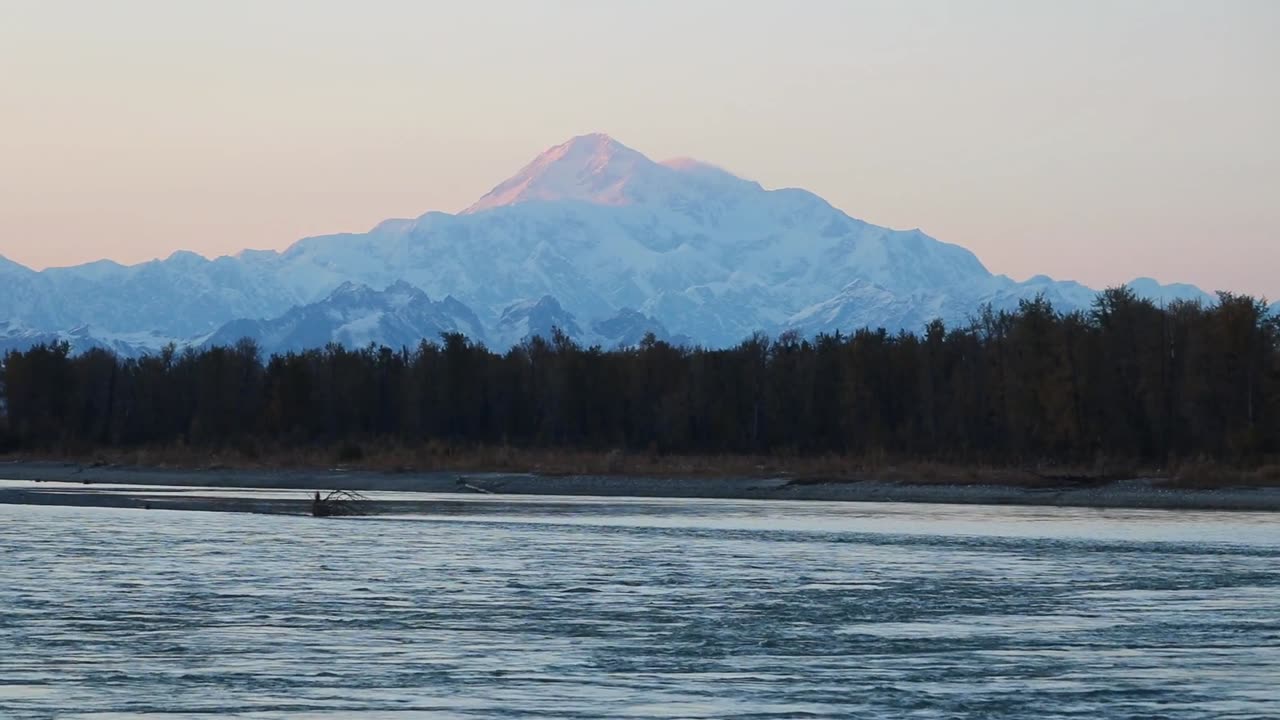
[2,495,1278,718]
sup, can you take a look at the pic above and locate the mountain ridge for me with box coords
[0,133,1266,354]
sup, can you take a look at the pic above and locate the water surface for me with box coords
[2,494,1278,718]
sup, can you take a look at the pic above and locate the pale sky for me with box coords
[2,0,1277,297]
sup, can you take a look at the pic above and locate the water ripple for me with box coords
[2,500,1278,719]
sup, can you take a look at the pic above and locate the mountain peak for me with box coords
[462,133,765,216]
[327,281,373,301]
[542,133,637,163]
[164,250,209,266]
[463,133,660,214]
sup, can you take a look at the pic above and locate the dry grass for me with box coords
[1167,461,1280,489]
[7,442,1280,490]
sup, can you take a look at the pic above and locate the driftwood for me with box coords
[311,489,369,517]
[456,477,495,494]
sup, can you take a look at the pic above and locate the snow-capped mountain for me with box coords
[493,296,583,348]
[0,249,306,337]
[590,308,688,348]
[785,280,949,339]
[268,135,1015,345]
[201,281,485,355]
[203,290,694,355]
[0,133,1250,355]
[1124,277,1216,306]
[0,322,163,357]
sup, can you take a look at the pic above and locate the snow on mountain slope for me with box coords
[1124,277,1216,306]
[463,134,764,215]
[203,281,485,355]
[0,134,1251,352]
[0,321,166,357]
[493,296,583,347]
[591,308,687,348]
[786,280,945,338]
[0,250,304,336]
[271,135,999,345]
[977,275,1098,316]
[0,255,34,278]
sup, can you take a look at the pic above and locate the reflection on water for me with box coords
[2,495,1278,718]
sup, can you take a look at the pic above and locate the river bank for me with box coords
[2,460,1280,512]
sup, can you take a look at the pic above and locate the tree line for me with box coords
[1,288,1277,466]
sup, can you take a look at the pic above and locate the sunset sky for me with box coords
[2,0,1277,297]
